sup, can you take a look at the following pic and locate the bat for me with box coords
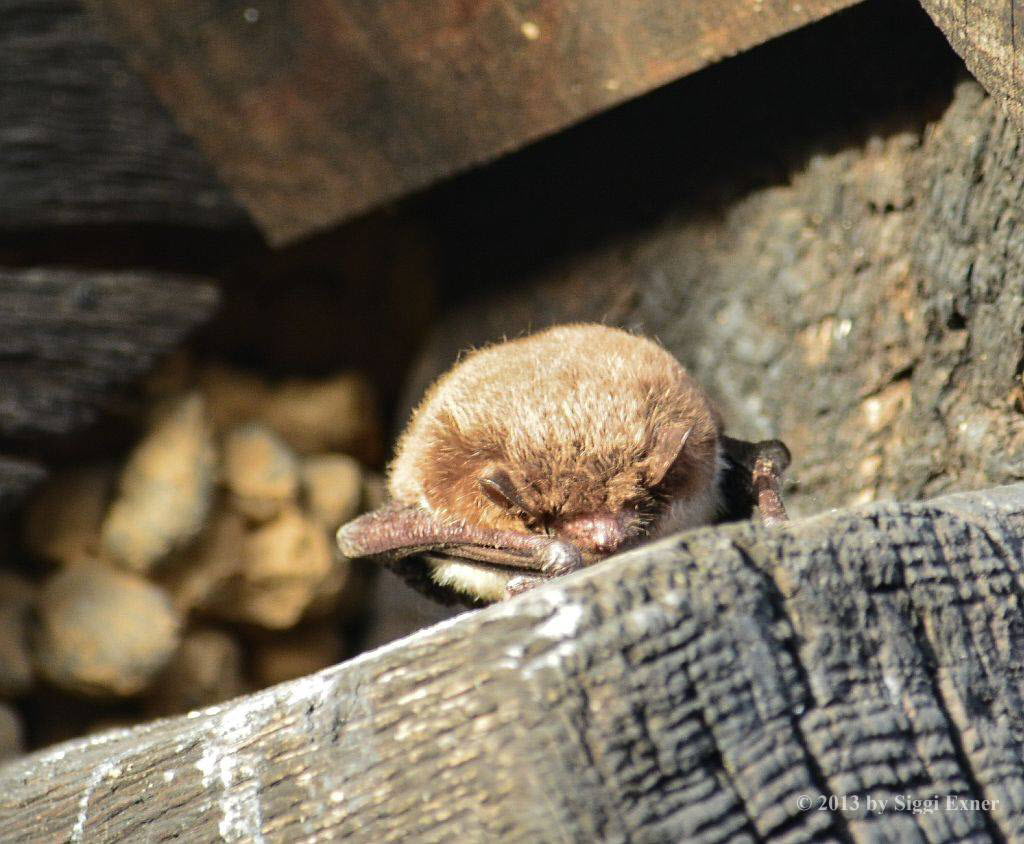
[338,324,789,604]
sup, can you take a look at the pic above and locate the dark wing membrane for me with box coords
[337,503,582,573]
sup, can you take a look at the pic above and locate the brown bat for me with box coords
[337,324,789,604]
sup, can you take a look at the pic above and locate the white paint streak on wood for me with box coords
[70,760,121,843]
[196,698,268,843]
[535,601,584,639]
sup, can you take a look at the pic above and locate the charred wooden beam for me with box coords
[0,267,218,442]
[81,0,863,244]
[2,482,1023,839]
[0,0,244,230]
[402,65,1017,526]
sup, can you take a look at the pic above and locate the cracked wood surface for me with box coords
[3,482,1024,841]
[918,0,1024,126]
[81,0,862,244]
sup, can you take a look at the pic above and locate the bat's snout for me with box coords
[555,511,636,557]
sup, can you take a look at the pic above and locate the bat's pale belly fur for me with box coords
[430,558,510,603]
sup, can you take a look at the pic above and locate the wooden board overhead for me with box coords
[2,482,1024,839]
[0,0,245,231]
[918,0,1024,126]
[82,0,863,245]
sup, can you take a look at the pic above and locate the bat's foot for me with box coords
[752,450,789,526]
[539,540,583,577]
[504,574,547,599]
[505,541,583,598]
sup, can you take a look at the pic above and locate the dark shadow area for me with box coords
[409,0,960,305]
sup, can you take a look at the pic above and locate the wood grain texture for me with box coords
[81,0,863,244]
[0,267,218,440]
[0,0,244,229]
[918,0,1024,124]
[3,482,1024,840]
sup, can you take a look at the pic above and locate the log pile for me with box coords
[0,268,219,522]
[0,0,249,518]
[4,364,381,750]
[0,0,243,230]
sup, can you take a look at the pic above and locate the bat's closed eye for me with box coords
[478,467,531,514]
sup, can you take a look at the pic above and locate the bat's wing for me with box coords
[337,503,582,573]
[337,502,584,606]
[386,555,482,607]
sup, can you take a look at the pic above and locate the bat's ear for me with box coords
[646,424,691,486]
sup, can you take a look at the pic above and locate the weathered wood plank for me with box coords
[0,267,218,440]
[0,0,244,229]
[82,0,863,244]
[3,482,1023,840]
[918,0,1024,125]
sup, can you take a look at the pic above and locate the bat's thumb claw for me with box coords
[541,540,583,576]
[336,519,366,557]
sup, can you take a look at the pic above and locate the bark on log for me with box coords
[81,0,863,245]
[918,0,1024,126]
[0,0,244,230]
[2,482,1024,840]
[0,267,218,442]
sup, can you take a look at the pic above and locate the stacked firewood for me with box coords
[0,360,382,754]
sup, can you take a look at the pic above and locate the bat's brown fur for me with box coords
[389,325,723,564]
[339,324,789,602]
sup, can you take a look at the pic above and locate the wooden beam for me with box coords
[81,0,864,244]
[918,0,1024,125]
[0,267,218,441]
[0,457,46,515]
[0,0,245,230]
[3,482,1023,839]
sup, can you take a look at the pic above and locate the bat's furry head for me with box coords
[389,324,722,553]
[385,325,720,553]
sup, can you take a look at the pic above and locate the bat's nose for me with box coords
[556,511,634,556]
